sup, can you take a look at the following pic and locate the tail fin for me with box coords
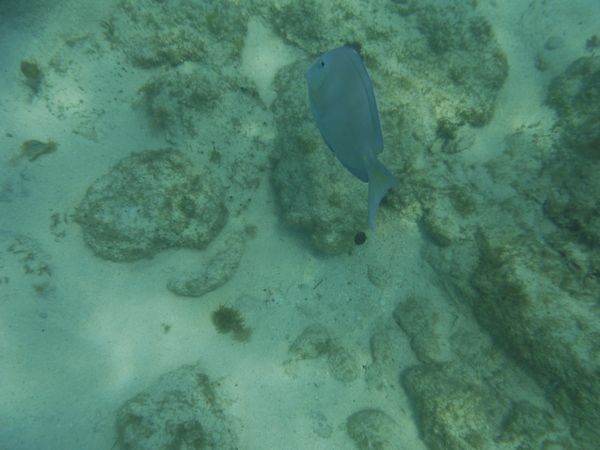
[367,159,398,230]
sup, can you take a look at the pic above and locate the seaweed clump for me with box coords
[18,139,57,162]
[20,60,43,93]
[211,305,251,342]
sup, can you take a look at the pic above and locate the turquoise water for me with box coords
[1,1,599,449]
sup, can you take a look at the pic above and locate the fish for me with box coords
[306,46,398,230]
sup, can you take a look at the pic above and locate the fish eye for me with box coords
[320,60,325,67]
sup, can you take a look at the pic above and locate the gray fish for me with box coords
[307,46,398,229]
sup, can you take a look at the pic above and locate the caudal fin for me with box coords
[367,159,399,230]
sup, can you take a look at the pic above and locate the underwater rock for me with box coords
[115,362,238,450]
[471,232,600,448]
[326,345,361,383]
[137,68,224,135]
[106,0,247,68]
[305,46,399,230]
[365,325,414,392]
[346,409,404,450]
[414,4,509,128]
[402,362,511,450]
[75,149,226,262]
[271,59,380,253]
[547,56,600,160]
[266,0,338,50]
[105,1,269,225]
[495,400,567,449]
[543,157,600,249]
[167,230,244,297]
[485,130,551,200]
[543,57,600,250]
[393,295,453,363]
[417,119,597,448]
[289,324,333,360]
[287,324,360,382]
[421,205,462,247]
[270,0,507,253]
[403,362,572,449]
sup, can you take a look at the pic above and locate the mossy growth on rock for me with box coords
[547,56,600,159]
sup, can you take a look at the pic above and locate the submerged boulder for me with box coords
[75,149,226,262]
[115,362,238,450]
[547,56,600,160]
[270,1,508,253]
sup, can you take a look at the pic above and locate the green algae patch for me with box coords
[211,304,252,342]
[15,140,57,162]
[20,60,43,93]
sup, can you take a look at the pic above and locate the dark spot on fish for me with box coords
[354,231,367,245]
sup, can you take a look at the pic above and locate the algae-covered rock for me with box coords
[471,233,600,448]
[402,361,570,450]
[270,58,399,253]
[270,60,367,253]
[75,149,226,262]
[106,1,270,224]
[266,0,335,50]
[418,120,598,448]
[326,345,361,383]
[346,409,404,450]
[421,208,460,247]
[402,363,511,450]
[167,230,245,297]
[366,325,413,392]
[543,157,600,248]
[547,56,600,159]
[287,324,360,382]
[115,362,238,450]
[495,400,564,449]
[542,57,600,250]
[107,0,247,68]
[137,67,225,134]
[288,324,333,360]
[414,4,509,129]
[393,295,453,363]
[269,0,507,253]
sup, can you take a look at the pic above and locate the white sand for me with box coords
[0,0,598,449]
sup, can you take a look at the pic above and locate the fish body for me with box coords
[306,46,398,229]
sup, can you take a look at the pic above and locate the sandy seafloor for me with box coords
[0,0,599,449]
